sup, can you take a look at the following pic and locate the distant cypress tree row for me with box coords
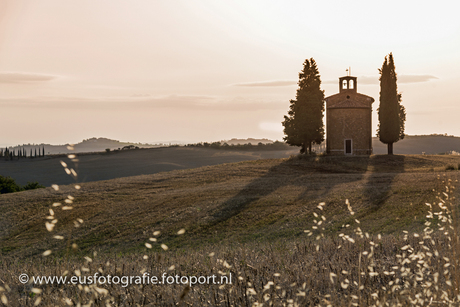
[0,145,48,160]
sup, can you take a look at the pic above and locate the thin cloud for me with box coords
[233,80,297,87]
[259,122,283,132]
[127,94,286,111]
[323,79,342,85]
[0,94,286,111]
[324,75,438,85]
[398,75,438,83]
[0,72,58,83]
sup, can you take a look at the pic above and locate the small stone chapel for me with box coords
[325,76,374,155]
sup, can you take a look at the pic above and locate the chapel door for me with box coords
[345,139,352,155]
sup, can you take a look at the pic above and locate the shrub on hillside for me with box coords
[23,181,45,190]
[0,175,23,193]
[0,175,45,194]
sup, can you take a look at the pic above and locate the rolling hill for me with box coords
[1,154,459,257]
[372,134,460,154]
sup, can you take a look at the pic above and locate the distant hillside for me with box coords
[0,146,298,186]
[372,135,460,154]
[5,137,159,155]
[223,135,460,154]
[4,135,460,156]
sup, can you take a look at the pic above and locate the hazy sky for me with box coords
[1,0,459,146]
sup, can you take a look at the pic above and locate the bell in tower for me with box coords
[339,76,357,93]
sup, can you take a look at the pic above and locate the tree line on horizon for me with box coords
[0,146,46,160]
[282,53,406,155]
[185,141,291,150]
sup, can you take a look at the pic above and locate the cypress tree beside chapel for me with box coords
[282,58,325,154]
[377,53,406,155]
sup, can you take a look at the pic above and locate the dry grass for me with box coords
[0,232,458,306]
[0,154,460,306]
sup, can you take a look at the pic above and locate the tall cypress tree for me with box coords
[377,53,406,155]
[282,58,325,154]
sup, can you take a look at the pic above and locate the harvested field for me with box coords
[1,154,460,306]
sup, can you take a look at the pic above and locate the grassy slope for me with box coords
[1,154,459,258]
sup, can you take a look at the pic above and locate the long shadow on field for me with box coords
[211,155,372,224]
[363,155,405,207]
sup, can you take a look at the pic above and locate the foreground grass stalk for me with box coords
[2,157,460,306]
